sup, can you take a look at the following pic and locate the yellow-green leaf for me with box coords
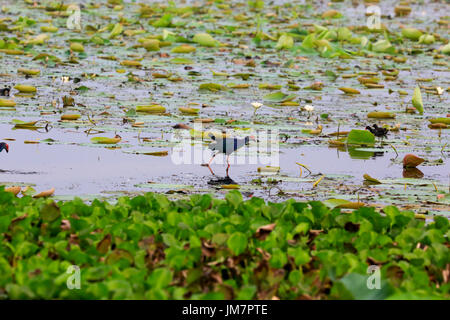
[275,34,294,50]
[14,85,36,93]
[109,23,123,39]
[367,111,396,119]
[0,99,16,107]
[136,105,166,113]
[91,137,122,144]
[193,33,218,47]
[412,86,424,114]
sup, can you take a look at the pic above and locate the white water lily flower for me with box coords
[251,102,263,109]
[436,87,444,95]
[304,105,314,112]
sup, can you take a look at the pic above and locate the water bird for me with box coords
[0,142,9,153]
[366,124,388,138]
[0,86,11,96]
[205,133,254,175]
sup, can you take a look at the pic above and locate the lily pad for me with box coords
[263,91,297,103]
[347,130,375,146]
[412,86,424,115]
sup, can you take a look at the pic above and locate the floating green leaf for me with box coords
[263,91,297,102]
[193,33,218,47]
[152,14,172,28]
[91,137,121,144]
[109,23,123,39]
[136,105,166,113]
[275,34,294,50]
[170,57,193,65]
[402,27,423,41]
[199,83,226,92]
[171,45,196,53]
[412,86,424,114]
[347,129,375,146]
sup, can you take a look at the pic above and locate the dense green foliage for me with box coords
[0,188,448,300]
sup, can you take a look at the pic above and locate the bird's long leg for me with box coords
[207,153,217,176]
[226,155,230,176]
[208,153,216,166]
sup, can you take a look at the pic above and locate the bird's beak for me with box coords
[5,145,8,153]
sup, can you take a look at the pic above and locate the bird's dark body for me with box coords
[0,142,9,153]
[366,124,388,137]
[208,134,250,155]
[0,87,10,97]
[206,133,252,176]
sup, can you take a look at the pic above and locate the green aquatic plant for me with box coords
[0,188,448,300]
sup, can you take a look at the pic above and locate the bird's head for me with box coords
[0,142,9,153]
[245,135,256,145]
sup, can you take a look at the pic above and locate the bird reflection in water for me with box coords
[403,167,424,179]
[207,174,237,187]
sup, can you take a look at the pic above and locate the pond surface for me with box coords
[0,0,448,214]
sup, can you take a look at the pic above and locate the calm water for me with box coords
[1,124,448,199]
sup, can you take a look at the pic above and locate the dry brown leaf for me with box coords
[61,219,71,231]
[173,123,192,129]
[96,234,112,254]
[403,154,425,168]
[33,187,55,198]
[255,223,276,240]
[4,186,21,196]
